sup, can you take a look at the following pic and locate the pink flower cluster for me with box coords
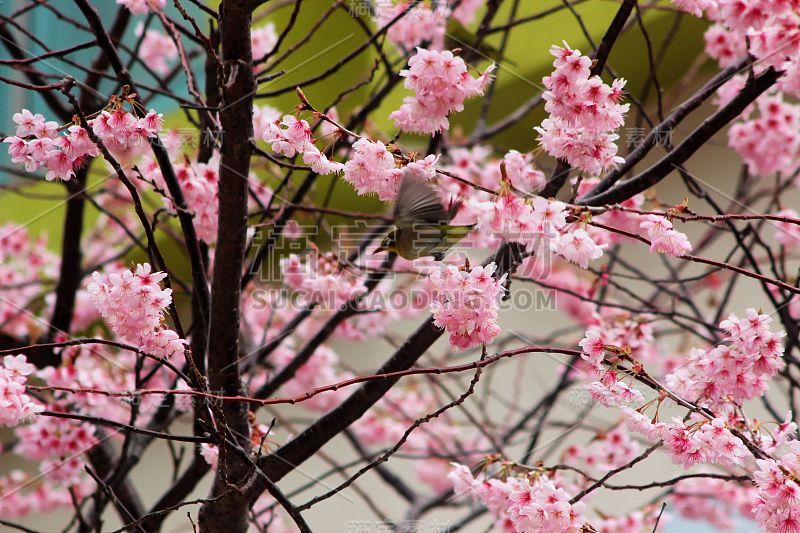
[640,215,693,257]
[390,48,494,135]
[38,345,138,424]
[0,469,94,519]
[86,264,186,359]
[374,1,481,51]
[375,2,447,50]
[623,409,752,469]
[579,311,657,369]
[774,209,800,248]
[342,138,402,200]
[753,441,800,532]
[502,150,547,193]
[479,194,567,246]
[0,225,58,338]
[704,24,747,67]
[448,464,587,533]
[671,477,756,530]
[428,263,505,349]
[135,23,177,76]
[727,96,800,176]
[681,0,800,175]
[472,193,607,269]
[141,155,220,242]
[666,308,785,408]
[280,253,367,309]
[116,0,165,14]
[0,355,41,427]
[262,115,344,175]
[561,426,640,475]
[251,23,277,62]
[594,509,666,532]
[535,44,629,175]
[91,107,163,161]
[4,109,98,181]
[586,372,645,407]
[554,228,606,268]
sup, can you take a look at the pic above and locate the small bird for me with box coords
[374,172,475,261]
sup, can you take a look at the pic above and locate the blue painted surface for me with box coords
[0,1,205,180]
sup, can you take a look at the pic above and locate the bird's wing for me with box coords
[394,171,448,227]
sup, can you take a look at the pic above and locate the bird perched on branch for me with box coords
[374,172,475,261]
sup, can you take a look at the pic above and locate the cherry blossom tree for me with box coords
[1,0,800,531]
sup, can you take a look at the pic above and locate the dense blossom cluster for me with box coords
[774,209,800,248]
[3,4,800,530]
[0,225,58,337]
[640,214,693,257]
[623,409,752,468]
[448,465,587,532]
[727,95,800,176]
[135,23,177,76]
[670,477,756,529]
[390,48,495,134]
[666,308,784,408]
[251,23,277,62]
[0,355,41,427]
[89,106,162,160]
[471,193,609,269]
[4,109,98,181]
[280,252,367,309]
[675,0,800,176]
[140,154,220,242]
[342,137,402,200]
[561,426,641,475]
[87,264,186,359]
[428,262,505,349]
[374,0,481,50]
[677,0,800,100]
[753,441,800,532]
[262,114,344,175]
[535,44,629,175]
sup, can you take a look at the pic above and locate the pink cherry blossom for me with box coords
[375,2,447,50]
[87,263,186,359]
[671,477,756,529]
[0,354,42,427]
[142,155,220,242]
[342,138,402,200]
[280,252,367,309]
[667,308,784,408]
[507,476,587,532]
[704,24,747,67]
[552,227,606,268]
[753,442,800,532]
[12,109,56,138]
[502,150,547,193]
[390,48,495,135]
[535,43,629,175]
[640,215,693,257]
[135,23,177,76]
[728,96,800,176]
[251,23,277,62]
[774,209,800,248]
[579,328,606,370]
[429,262,506,349]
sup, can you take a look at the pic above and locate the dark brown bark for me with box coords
[197,1,255,531]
